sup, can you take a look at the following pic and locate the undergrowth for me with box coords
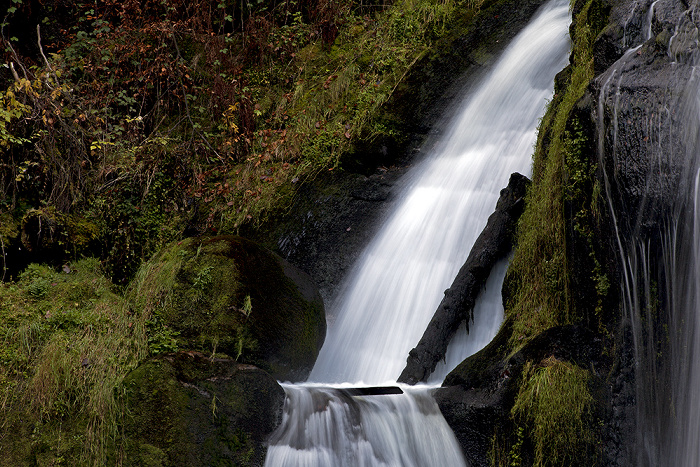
[0,258,149,466]
[510,356,595,466]
[0,0,479,282]
[505,0,601,347]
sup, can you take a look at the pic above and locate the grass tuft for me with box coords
[511,356,595,466]
[0,258,148,466]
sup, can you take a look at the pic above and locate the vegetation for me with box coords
[505,0,610,346]
[0,0,479,283]
[495,0,613,464]
[0,0,624,464]
[510,357,596,466]
[0,258,148,465]
[0,0,499,463]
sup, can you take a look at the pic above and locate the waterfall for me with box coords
[309,0,571,385]
[595,1,700,465]
[265,1,571,465]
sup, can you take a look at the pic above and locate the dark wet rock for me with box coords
[592,0,699,243]
[435,324,606,467]
[398,173,530,385]
[122,351,285,467]
[252,167,409,306]
[581,0,700,463]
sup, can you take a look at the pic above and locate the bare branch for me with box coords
[9,62,20,82]
[36,24,54,72]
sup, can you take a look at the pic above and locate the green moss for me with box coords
[506,0,609,347]
[510,357,596,466]
[0,212,19,244]
[120,352,284,466]
[132,235,324,381]
[492,1,613,463]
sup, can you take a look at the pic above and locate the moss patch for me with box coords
[121,351,285,467]
[505,0,611,348]
[510,356,596,466]
[133,235,325,381]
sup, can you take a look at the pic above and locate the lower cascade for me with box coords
[265,1,571,465]
[265,383,466,467]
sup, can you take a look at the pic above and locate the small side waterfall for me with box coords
[595,1,700,465]
[265,1,571,465]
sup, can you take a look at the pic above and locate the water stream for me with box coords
[595,1,700,465]
[265,1,571,464]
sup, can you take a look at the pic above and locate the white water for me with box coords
[309,0,571,385]
[265,1,571,465]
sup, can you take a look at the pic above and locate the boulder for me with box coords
[135,235,325,382]
[435,324,606,466]
[121,351,285,467]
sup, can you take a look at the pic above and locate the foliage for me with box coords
[0,258,148,466]
[505,0,606,347]
[510,357,596,466]
[0,0,475,283]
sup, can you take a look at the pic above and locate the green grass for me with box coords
[0,259,148,466]
[510,357,595,466]
[505,0,600,347]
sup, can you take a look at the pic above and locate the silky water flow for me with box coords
[265,1,571,465]
[595,1,700,465]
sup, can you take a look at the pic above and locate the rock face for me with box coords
[257,169,408,306]
[136,235,326,382]
[121,351,285,467]
[398,173,530,385]
[435,324,606,467]
[592,0,700,243]
[589,0,700,464]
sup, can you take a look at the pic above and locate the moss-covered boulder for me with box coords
[435,324,607,466]
[121,351,285,466]
[134,235,325,382]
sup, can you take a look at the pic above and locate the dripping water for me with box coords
[596,1,700,465]
[265,1,571,465]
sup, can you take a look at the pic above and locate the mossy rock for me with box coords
[437,324,607,466]
[121,351,285,467]
[136,235,325,381]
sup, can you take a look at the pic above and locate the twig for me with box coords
[36,25,53,72]
[9,62,20,82]
[0,235,6,282]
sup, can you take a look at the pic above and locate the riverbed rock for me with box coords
[136,235,325,382]
[121,351,285,467]
[435,324,607,467]
[398,172,530,384]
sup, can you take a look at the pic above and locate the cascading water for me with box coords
[265,1,571,465]
[595,1,700,465]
